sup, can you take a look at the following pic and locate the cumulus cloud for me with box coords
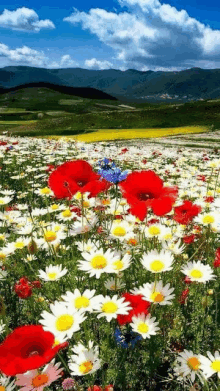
[0,7,55,32]
[64,0,220,70]
[84,58,113,69]
[0,42,78,68]
[50,55,79,68]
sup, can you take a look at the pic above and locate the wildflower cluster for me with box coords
[0,136,219,391]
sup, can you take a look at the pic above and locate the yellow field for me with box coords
[47,126,209,143]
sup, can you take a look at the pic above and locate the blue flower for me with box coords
[114,327,142,349]
[98,159,128,184]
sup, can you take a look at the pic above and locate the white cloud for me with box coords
[64,0,220,70]
[0,42,78,69]
[0,7,55,32]
[84,58,113,69]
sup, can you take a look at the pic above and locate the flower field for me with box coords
[0,136,220,391]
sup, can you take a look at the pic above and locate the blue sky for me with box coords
[0,0,220,71]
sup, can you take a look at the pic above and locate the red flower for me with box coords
[214,248,220,268]
[173,200,201,225]
[88,386,102,391]
[197,175,206,182]
[14,277,33,299]
[117,293,151,325]
[31,280,42,289]
[48,160,111,199]
[104,386,114,391]
[183,276,192,284]
[179,288,189,304]
[120,170,178,221]
[204,196,214,203]
[0,325,68,376]
[183,234,196,244]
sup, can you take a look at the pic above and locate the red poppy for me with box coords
[117,293,151,326]
[48,160,111,199]
[173,200,201,225]
[0,325,68,376]
[119,170,178,221]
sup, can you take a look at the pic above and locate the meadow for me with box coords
[0,134,219,391]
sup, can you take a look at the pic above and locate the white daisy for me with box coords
[104,277,126,291]
[77,248,117,278]
[111,252,132,273]
[181,261,216,283]
[108,220,133,242]
[35,187,54,197]
[141,250,174,273]
[93,295,132,322]
[39,301,86,338]
[75,239,99,253]
[38,265,68,281]
[176,350,203,382]
[199,351,220,379]
[138,280,175,305]
[130,313,160,339]
[68,343,101,376]
[61,289,102,313]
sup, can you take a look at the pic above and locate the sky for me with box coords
[0,0,220,71]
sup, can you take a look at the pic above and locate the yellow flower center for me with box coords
[150,260,165,272]
[137,322,149,334]
[128,238,137,246]
[0,200,5,205]
[112,226,126,237]
[0,386,5,391]
[40,187,51,195]
[0,253,6,260]
[45,231,57,242]
[62,210,72,218]
[79,361,93,374]
[83,201,90,208]
[164,233,172,240]
[148,226,161,236]
[211,360,220,372]
[187,357,200,371]
[91,255,107,269]
[74,191,83,200]
[51,204,59,210]
[113,260,124,270]
[150,292,164,303]
[190,269,203,279]
[202,215,214,224]
[102,302,118,313]
[32,374,49,388]
[56,314,74,331]
[102,199,110,205]
[0,235,5,240]
[47,272,57,280]
[14,242,25,249]
[75,296,90,309]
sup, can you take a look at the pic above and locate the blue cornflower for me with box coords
[98,159,128,184]
[114,327,142,349]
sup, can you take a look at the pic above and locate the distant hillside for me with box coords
[0,82,117,101]
[1,66,220,102]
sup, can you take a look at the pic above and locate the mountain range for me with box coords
[1,66,220,102]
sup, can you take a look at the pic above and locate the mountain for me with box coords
[1,66,220,101]
[0,82,117,100]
